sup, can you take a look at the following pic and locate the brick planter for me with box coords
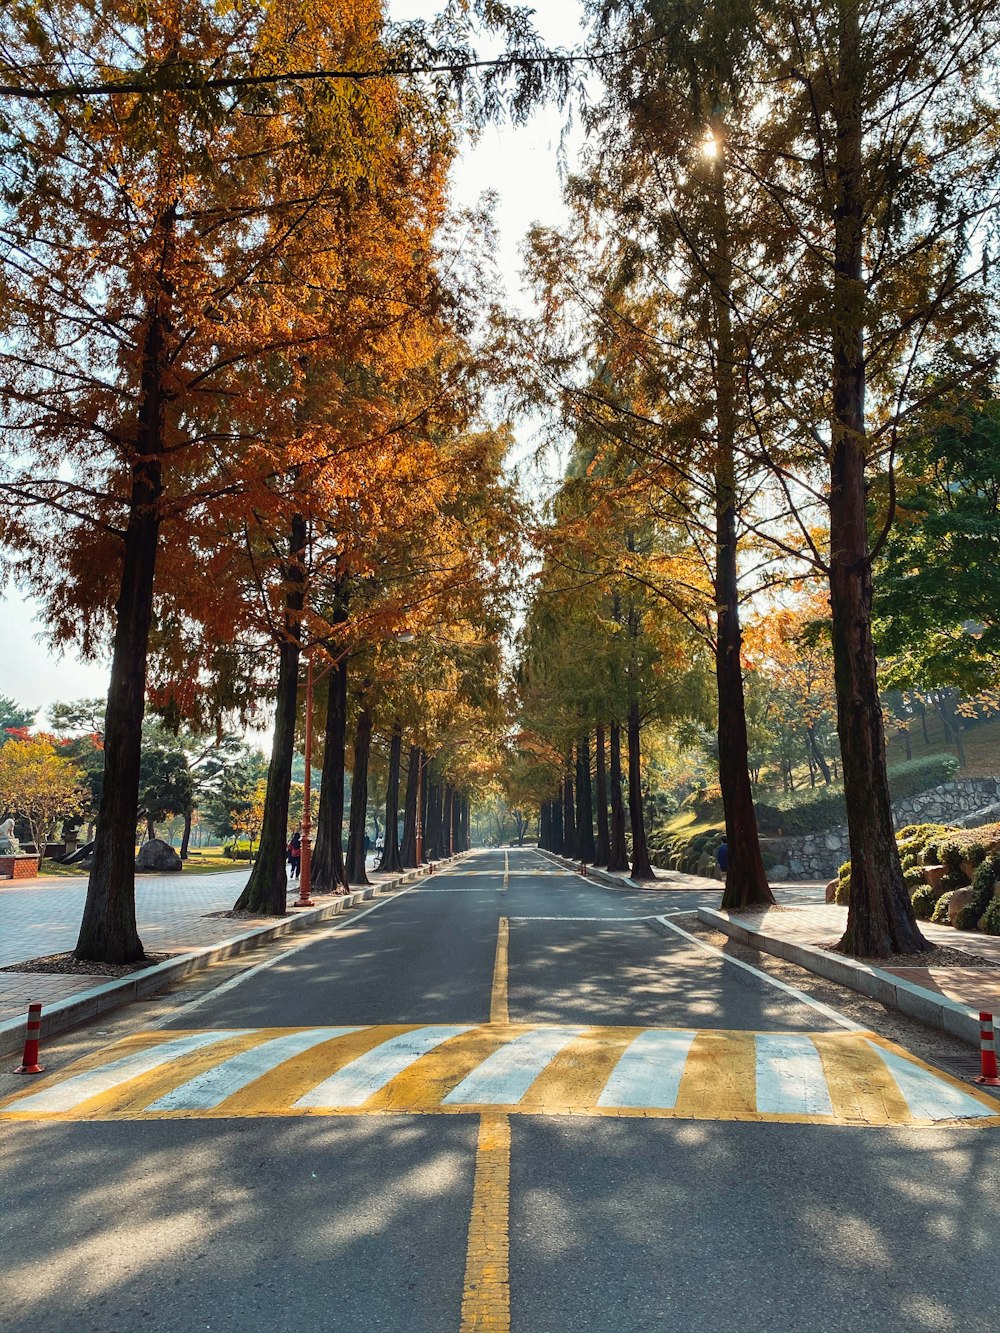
[0,855,40,879]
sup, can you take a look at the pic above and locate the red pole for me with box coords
[975,1012,1000,1085]
[294,652,315,908]
[14,1002,45,1074]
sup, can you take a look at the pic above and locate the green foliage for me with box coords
[938,840,962,870]
[910,884,938,920]
[222,843,256,861]
[930,891,955,925]
[0,695,36,736]
[887,754,959,800]
[980,899,1000,936]
[955,854,1000,931]
[903,866,926,889]
[966,842,988,867]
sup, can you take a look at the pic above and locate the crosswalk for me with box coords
[2,1023,997,1126]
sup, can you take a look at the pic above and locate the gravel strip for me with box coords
[1,951,176,978]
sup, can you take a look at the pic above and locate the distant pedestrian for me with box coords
[715,836,728,881]
[287,830,301,879]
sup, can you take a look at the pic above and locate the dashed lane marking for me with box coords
[2,1024,996,1127]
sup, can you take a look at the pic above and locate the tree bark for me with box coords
[608,722,629,872]
[575,733,597,862]
[312,655,349,892]
[551,792,563,855]
[180,808,192,860]
[627,701,655,880]
[377,721,403,873]
[345,705,373,885]
[595,724,610,866]
[561,752,576,859]
[808,727,833,785]
[706,133,774,913]
[76,308,169,963]
[831,0,925,956]
[400,745,420,868]
[234,513,306,915]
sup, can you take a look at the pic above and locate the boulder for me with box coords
[825,878,839,903]
[768,863,790,882]
[947,886,975,925]
[135,838,182,873]
[921,864,949,892]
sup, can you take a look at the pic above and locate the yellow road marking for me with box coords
[490,918,509,1025]
[812,1031,913,1124]
[501,851,509,893]
[518,1027,640,1112]
[3,1024,997,1127]
[674,1031,758,1120]
[460,1112,511,1333]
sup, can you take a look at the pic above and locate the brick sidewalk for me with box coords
[0,860,396,1024]
[723,902,1000,1014]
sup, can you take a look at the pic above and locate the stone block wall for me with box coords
[764,778,1000,881]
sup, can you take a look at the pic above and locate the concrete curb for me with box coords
[697,906,982,1049]
[0,854,468,1057]
[536,848,709,892]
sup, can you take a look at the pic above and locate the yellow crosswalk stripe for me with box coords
[2,1024,997,1127]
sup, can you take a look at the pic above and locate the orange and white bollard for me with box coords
[580,861,588,876]
[14,1002,45,1075]
[975,1011,1000,1086]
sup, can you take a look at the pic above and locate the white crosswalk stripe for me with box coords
[148,1028,362,1111]
[754,1034,835,1117]
[597,1029,697,1109]
[6,1031,249,1114]
[443,1027,586,1105]
[294,1025,470,1109]
[864,1038,996,1121]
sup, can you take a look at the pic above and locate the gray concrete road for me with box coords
[0,848,997,1333]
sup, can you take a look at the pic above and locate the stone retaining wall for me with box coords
[765,778,1000,881]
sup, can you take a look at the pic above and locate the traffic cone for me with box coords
[975,1012,1000,1086]
[14,1002,45,1075]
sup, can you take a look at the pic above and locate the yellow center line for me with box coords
[490,918,509,1025]
[501,851,509,893]
[460,1111,511,1333]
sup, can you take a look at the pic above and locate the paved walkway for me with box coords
[0,859,393,1022]
[722,902,1000,1014]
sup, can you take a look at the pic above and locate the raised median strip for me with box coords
[0,856,466,1058]
[697,907,983,1049]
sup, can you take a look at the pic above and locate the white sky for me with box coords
[0,0,587,729]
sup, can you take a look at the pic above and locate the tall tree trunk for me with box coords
[707,134,774,913]
[808,727,833,785]
[419,759,430,862]
[345,705,373,885]
[831,1,925,956]
[425,776,439,860]
[377,722,403,873]
[312,579,349,893]
[400,745,420,868]
[551,792,563,856]
[608,723,629,872]
[595,724,610,866]
[575,733,597,862]
[312,657,349,892]
[561,752,576,859]
[75,310,169,963]
[180,808,192,860]
[627,701,655,880]
[234,513,307,915]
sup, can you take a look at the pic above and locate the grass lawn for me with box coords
[34,845,253,880]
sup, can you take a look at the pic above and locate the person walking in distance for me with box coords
[287,830,301,880]
[715,835,728,883]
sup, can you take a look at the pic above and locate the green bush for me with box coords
[981,898,1000,936]
[886,753,959,801]
[955,854,1000,931]
[923,843,940,865]
[910,884,938,920]
[903,866,926,889]
[222,843,256,861]
[939,840,962,870]
[930,891,955,925]
[966,842,988,867]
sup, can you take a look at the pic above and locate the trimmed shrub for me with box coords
[903,866,925,889]
[981,898,1000,936]
[910,884,938,920]
[931,891,955,925]
[939,840,962,870]
[955,854,1000,932]
[966,842,988,867]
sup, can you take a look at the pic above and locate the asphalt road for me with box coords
[1,848,998,1333]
